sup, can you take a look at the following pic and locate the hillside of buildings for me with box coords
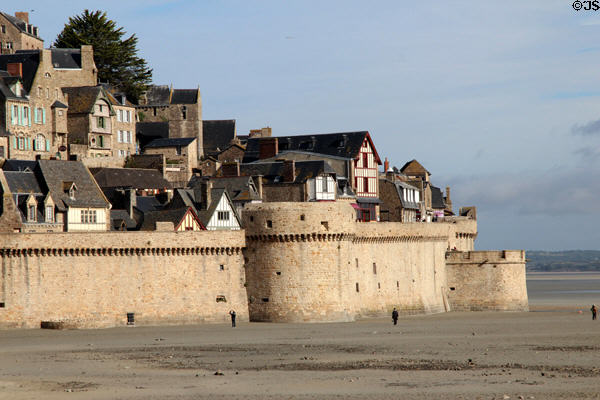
[526,250,600,272]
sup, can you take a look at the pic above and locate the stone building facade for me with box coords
[0,12,43,55]
[0,46,97,161]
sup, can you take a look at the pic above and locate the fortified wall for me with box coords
[446,250,529,311]
[242,202,500,323]
[0,231,247,329]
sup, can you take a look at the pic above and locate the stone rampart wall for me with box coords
[242,202,465,322]
[445,250,528,311]
[0,231,247,329]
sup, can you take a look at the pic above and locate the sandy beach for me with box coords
[1,310,600,400]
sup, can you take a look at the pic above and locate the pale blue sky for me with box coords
[11,1,600,250]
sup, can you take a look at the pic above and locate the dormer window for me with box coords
[45,206,54,223]
[63,181,77,200]
[181,106,187,120]
[28,205,36,222]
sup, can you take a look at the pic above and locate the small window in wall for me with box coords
[249,216,254,222]
[181,106,187,120]
[0,302,5,308]
[218,211,230,221]
[276,271,281,275]
[219,264,225,271]
[300,214,305,221]
[266,220,272,228]
[216,295,227,302]
[373,263,377,274]
[126,312,135,325]
[378,282,381,289]
[1,25,5,34]
[321,221,329,230]
[355,258,359,268]
[397,281,399,289]
[355,283,360,292]
[262,297,269,302]
[449,287,456,291]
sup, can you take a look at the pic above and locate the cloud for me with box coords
[574,146,600,160]
[444,168,600,217]
[572,118,600,136]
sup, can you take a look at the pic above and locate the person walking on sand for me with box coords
[229,310,237,327]
[392,308,399,326]
[592,305,597,321]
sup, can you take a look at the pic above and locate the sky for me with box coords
[10,1,600,250]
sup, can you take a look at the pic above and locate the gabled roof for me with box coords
[51,100,68,109]
[0,74,28,100]
[242,131,382,164]
[140,85,199,105]
[238,160,336,184]
[145,137,196,148]
[0,12,41,39]
[61,86,110,114]
[170,187,241,228]
[140,207,204,231]
[37,160,110,211]
[203,120,236,156]
[90,167,172,190]
[1,159,37,172]
[134,196,164,213]
[3,171,42,194]
[400,159,431,176]
[205,176,261,202]
[110,209,137,230]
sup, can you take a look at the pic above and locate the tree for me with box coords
[53,10,152,102]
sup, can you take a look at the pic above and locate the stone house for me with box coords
[399,159,453,220]
[0,159,111,232]
[190,173,262,218]
[0,12,43,55]
[136,85,202,160]
[379,175,422,223]
[243,131,381,220]
[0,46,97,161]
[106,90,136,160]
[143,137,197,187]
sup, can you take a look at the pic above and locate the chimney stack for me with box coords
[258,137,278,160]
[221,162,240,177]
[282,160,296,183]
[384,157,390,172]
[6,63,23,78]
[15,12,29,23]
[198,180,213,210]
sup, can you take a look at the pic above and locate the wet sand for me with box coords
[1,310,600,399]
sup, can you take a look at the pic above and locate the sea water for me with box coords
[527,272,600,310]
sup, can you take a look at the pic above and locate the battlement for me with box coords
[446,250,526,263]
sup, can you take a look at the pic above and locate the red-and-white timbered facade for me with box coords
[175,208,205,232]
[353,135,380,198]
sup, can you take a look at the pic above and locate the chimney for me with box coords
[126,188,136,219]
[258,137,278,160]
[384,157,390,172]
[6,63,23,78]
[445,186,451,203]
[222,161,240,177]
[15,12,29,23]
[282,160,295,183]
[80,45,97,84]
[255,176,263,200]
[197,180,212,210]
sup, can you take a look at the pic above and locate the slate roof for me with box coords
[200,176,261,202]
[400,159,431,176]
[0,50,40,91]
[430,185,446,209]
[134,196,164,213]
[90,168,172,190]
[238,160,336,184]
[0,75,27,100]
[110,209,137,230]
[61,86,106,114]
[392,180,420,210]
[171,89,198,104]
[140,207,201,231]
[242,131,381,164]
[50,49,82,69]
[203,119,236,156]
[145,137,196,148]
[37,160,110,211]
[3,171,42,194]
[51,100,68,109]
[136,122,169,149]
[1,159,38,171]
[0,12,28,32]
[143,85,171,105]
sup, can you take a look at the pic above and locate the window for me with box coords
[23,107,29,123]
[219,264,225,271]
[46,88,49,99]
[216,295,227,302]
[322,176,328,192]
[0,146,4,158]
[46,206,54,223]
[34,107,44,123]
[125,110,131,122]
[356,283,360,292]
[362,152,368,168]
[266,220,272,228]
[34,134,45,151]
[1,25,5,34]
[37,87,42,96]
[98,136,104,148]
[18,137,24,150]
[363,177,369,193]
[373,263,377,274]
[99,104,103,113]
[28,205,36,222]
[127,131,132,143]
[81,210,97,224]
[218,211,230,221]
[118,130,123,143]
[181,106,187,120]
[98,116,105,128]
